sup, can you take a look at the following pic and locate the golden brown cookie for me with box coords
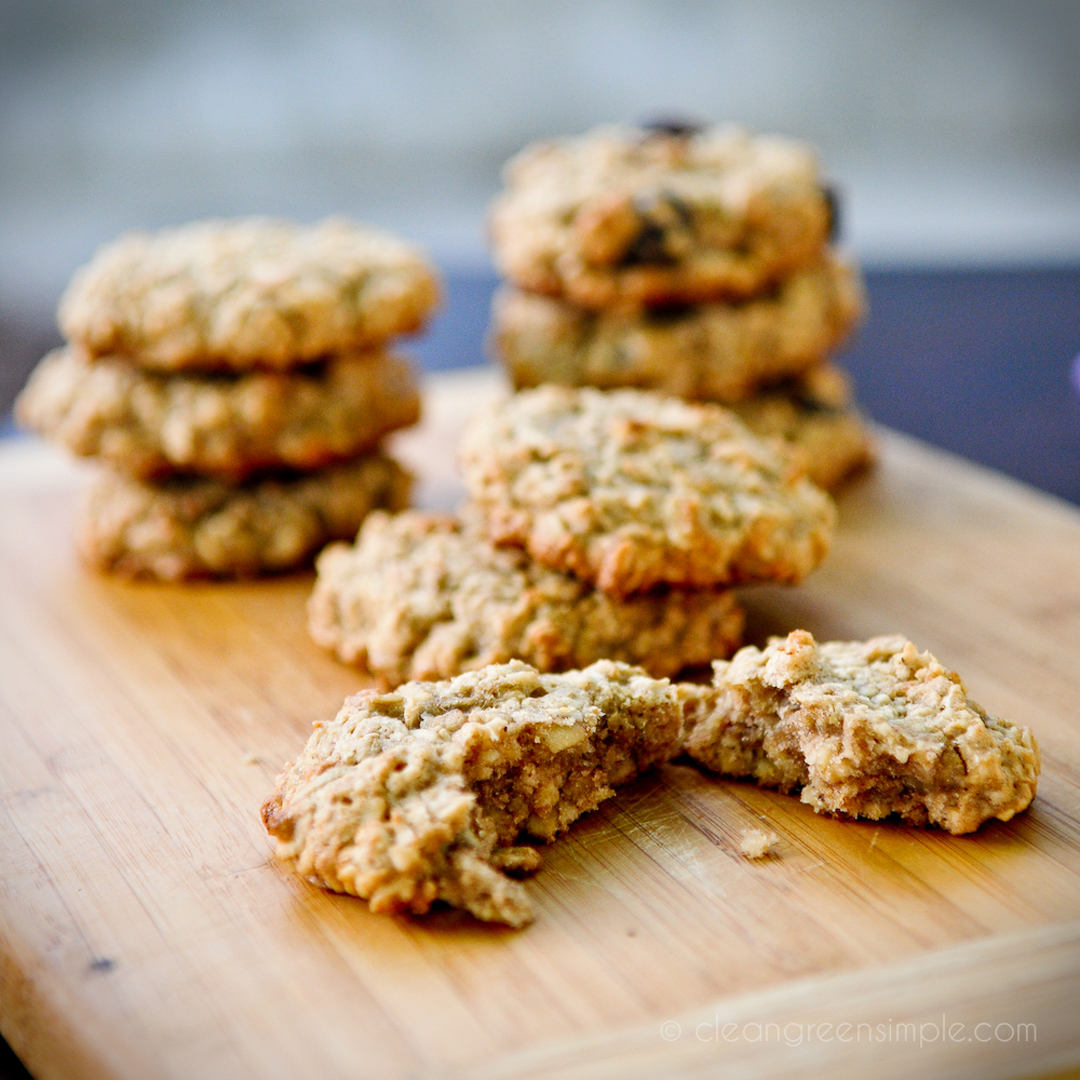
[490,251,864,402]
[490,123,831,309]
[459,385,836,596]
[78,453,411,580]
[59,217,441,370]
[680,630,1040,834]
[16,345,421,481]
[262,659,684,926]
[308,509,744,686]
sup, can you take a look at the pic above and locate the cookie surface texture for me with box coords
[59,217,441,370]
[261,659,684,926]
[16,346,421,481]
[459,385,836,595]
[491,252,864,402]
[490,124,830,308]
[79,453,411,580]
[308,509,744,686]
[680,630,1040,834]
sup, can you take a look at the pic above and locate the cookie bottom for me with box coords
[731,364,875,490]
[79,453,412,580]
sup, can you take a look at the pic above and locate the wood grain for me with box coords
[0,367,1078,1080]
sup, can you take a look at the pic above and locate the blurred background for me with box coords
[2,0,1080,494]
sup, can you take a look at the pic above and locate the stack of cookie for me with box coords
[16,217,440,579]
[487,121,874,490]
[307,505,746,686]
[308,383,836,688]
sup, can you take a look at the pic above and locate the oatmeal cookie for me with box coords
[79,453,411,580]
[261,659,683,926]
[490,252,864,402]
[731,364,875,490]
[680,630,1040,834]
[458,385,836,596]
[59,217,441,371]
[16,345,421,481]
[489,123,831,309]
[308,509,744,686]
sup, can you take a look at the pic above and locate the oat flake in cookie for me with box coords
[16,345,421,481]
[79,453,411,580]
[489,123,831,309]
[59,217,441,371]
[308,509,744,686]
[459,385,836,596]
[680,630,1040,834]
[261,659,683,926]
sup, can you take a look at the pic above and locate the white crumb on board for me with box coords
[739,828,779,860]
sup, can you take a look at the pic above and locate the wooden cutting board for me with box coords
[1,367,1078,1080]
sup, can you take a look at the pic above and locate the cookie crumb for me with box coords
[739,827,779,860]
[489,845,543,876]
[242,751,262,766]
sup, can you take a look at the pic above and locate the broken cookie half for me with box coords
[680,630,1040,834]
[262,659,682,927]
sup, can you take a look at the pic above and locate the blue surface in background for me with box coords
[410,269,502,373]
[839,268,1080,507]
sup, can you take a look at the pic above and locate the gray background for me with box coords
[2,0,1079,390]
